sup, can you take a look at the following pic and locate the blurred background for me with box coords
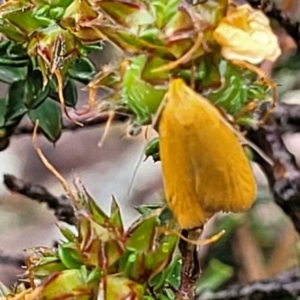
[1,0,300,292]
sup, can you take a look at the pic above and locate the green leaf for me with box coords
[59,225,77,242]
[0,98,6,127]
[150,254,181,291]
[31,258,66,278]
[126,216,157,252]
[127,234,178,283]
[6,42,28,59]
[28,98,62,142]
[49,79,78,108]
[105,275,144,300]
[205,60,267,116]
[63,79,78,107]
[85,192,110,225]
[38,269,93,300]
[58,242,82,269]
[24,69,50,109]
[123,55,166,125]
[196,259,233,294]
[145,137,160,162]
[0,65,27,84]
[98,1,153,27]
[5,80,28,121]
[134,203,164,216]
[68,57,96,84]
[4,9,52,35]
[0,20,27,42]
[86,267,102,283]
[110,196,124,234]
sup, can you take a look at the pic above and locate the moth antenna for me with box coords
[54,69,83,126]
[32,121,78,206]
[127,141,147,197]
[230,124,274,166]
[98,110,115,147]
[160,228,226,246]
[216,110,274,166]
[242,137,274,166]
[152,32,203,73]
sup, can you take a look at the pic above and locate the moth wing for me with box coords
[187,97,257,213]
[159,79,256,228]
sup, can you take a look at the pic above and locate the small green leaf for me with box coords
[86,267,102,283]
[6,42,28,59]
[110,196,124,234]
[58,242,82,269]
[86,192,110,225]
[126,216,157,252]
[28,98,62,142]
[0,65,27,84]
[98,1,153,27]
[31,258,66,278]
[196,259,233,294]
[24,70,50,109]
[59,225,77,242]
[150,254,181,290]
[0,20,27,42]
[123,55,166,125]
[6,80,28,121]
[134,203,164,216]
[0,98,6,127]
[145,137,160,162]
[205,60,267,117]
[63,79,78,107]
[4,9,52,35]
[68,57,96,84]
[105,275,144,300]
[39,269,93,300]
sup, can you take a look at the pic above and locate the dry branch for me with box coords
[3,174,76,226]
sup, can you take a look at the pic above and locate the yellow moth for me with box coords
[159,79,257,229]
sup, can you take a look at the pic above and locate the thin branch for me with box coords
[273,103,300,133]
[10,104,300,138]
[200,268,300,300]
[246,114,300,234]
[177,229,202,300]
[247,0,300,49]
[0,253,24,268]
[13,112,128,136]
[3,174,76,226]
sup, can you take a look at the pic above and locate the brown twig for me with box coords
[13,112,128,136]
[0,253,24,268]
[246,114,300,234]
[247,0,300,49]
[199,268,300,300]
[3,174,76,226]
[273,103,300,133]
[177,229,202,300]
